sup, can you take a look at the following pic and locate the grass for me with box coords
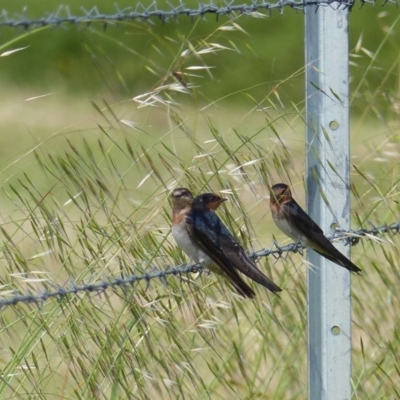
[0,7,399,400]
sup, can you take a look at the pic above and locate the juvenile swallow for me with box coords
[171,187,198,263]
[269,183,361,274]
[179,192,282,298]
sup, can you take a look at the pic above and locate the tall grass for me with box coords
[0,9,399,400]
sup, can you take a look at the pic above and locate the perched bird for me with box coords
[171,187,199,263]
[172,191,282,298]
[269,183,361,274]
[171,188,226,277]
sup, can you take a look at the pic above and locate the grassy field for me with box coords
[0,4,400,399]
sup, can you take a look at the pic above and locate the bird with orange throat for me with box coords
[269,183,361,274]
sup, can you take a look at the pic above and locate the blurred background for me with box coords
[0,2,399,399]
[0,1,397,99]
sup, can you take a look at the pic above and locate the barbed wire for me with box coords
[0,0,396,31]
[0,220,398,309]
[252,220,400,259]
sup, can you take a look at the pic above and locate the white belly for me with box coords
[172,224,213,265]
[273,215,307,244]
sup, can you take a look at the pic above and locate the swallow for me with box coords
[269,183,361,274]
[171,187,222,276]
[172,191,282,298]
[171,187,222,266]
[171,187,198,263]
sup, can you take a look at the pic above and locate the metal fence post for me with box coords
[305,3,352,400]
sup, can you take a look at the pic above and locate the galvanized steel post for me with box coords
[305,3,352,400]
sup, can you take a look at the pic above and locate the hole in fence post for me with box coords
[331,222,339,230]
[329,120,339,130]
[331,325,341,335]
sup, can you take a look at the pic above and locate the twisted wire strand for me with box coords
[0,220,398,308]
[3,0,395,31]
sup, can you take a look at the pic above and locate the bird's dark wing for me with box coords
[314,245,361,274]
[187,209,281,294]
[186,209,256,298]
[311,237,362,274]
[282,199,324,235]
[283,200,361,274]
[217,230,282,293]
